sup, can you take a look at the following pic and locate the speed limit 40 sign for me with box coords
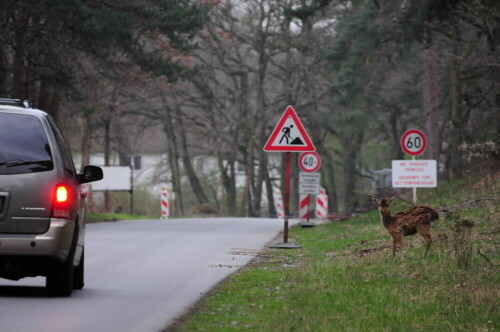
[299,152,321,172]
[401,129,427,156]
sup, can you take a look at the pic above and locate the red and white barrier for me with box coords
[160,187,169,219]
[299,195,310,221]
[80,183,90,198]
[273,189,284,219]
[316,187,328,218]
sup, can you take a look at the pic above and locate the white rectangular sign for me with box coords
[299,172,321,195]
[392,160,437,188]
[91,166,132,191]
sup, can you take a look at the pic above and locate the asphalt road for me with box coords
[0,217,293,332]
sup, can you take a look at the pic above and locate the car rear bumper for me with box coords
[0,218,75,261]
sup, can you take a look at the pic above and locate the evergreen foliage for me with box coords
[0,0,208,107]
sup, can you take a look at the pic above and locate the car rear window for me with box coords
[0,113,54,175]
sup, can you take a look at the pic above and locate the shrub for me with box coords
[445,211,475,269]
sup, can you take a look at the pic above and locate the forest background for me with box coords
[0,0,498,217]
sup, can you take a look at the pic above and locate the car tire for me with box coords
[46,223,78,297]
[73,247,84,290]
[46,256,74,297]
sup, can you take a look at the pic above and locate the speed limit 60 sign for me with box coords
[299,152,321,172]
[401,129,427,156]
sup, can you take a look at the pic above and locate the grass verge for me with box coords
[86,212,158,223]
[167,175,499,331]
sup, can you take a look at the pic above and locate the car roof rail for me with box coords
[0,98,33,108]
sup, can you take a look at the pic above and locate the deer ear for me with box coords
[388,196,396,204]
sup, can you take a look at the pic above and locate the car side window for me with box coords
[47,117,76,176]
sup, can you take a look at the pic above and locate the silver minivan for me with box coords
[0,99,102,296]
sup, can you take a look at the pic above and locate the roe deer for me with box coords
[372,196,439,257]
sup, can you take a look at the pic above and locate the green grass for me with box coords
[86,212,158,223]
[167,175,499,332]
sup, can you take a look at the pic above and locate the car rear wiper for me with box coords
[0,160,53,167]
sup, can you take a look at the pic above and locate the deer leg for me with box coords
[421,232,432,257]
[397,236,404,255]
[392,236,397,257]
[392,235,403,257]
[418,226,433,257]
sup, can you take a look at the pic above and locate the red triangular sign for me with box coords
[263,106,316,152]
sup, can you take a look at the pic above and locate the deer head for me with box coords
[371,195,395,210]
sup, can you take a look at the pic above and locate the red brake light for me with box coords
[56,186,68,203]
[52,185,70,219]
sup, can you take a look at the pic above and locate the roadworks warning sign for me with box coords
[263,106,315,152]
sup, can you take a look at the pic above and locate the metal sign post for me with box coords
[283,152,291,243]
[269,152,300,248]
[264,106,316,249]
[306,195,311,223]
[412,156,417,204]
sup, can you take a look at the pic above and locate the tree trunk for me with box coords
[217,155,236,216]
[237,72,250,216]
[423,43,440,160]
[103,108,112,213]
[12,25,27,99]
[172,104,209,204]
[162,107,184,216]
[264,166,275,217]
[38,84,61,124]
[390,107,404,160]
[252,133,267,216]
[241,134,255,217]
[446,28,463,180]
[0,47,7,95]
[114,104,131,167]
[79,115,92,172]
[251,20,269,217]
[342,132,363,213]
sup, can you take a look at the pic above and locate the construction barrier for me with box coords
[299,194,310,221]
[160,187,169,219]
[316,187,328,218]
[273,189,284,219]
[80,183,90,198]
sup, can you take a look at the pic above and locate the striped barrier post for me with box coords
[160,187,169,219]
[299,194,310,221]
[273,189,284,219]
[316,187,328,218]
[80,183,90,198]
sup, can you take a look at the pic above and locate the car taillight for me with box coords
[52,185,70,219]
[56,186,68,202]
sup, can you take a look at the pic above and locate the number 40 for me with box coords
[304,157,315,166]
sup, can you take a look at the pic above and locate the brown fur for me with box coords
[373,197,439,257]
